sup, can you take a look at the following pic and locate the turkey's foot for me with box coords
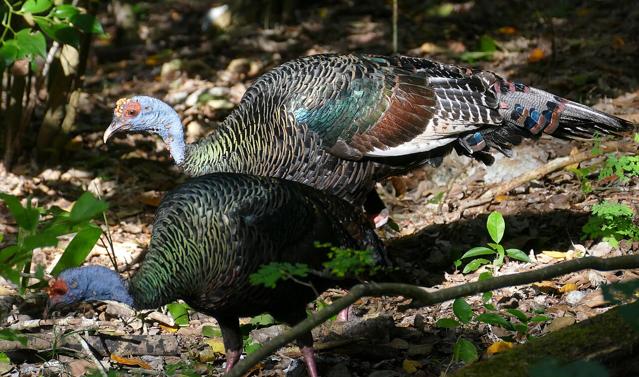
[224,349,241,372]
[337,305,351,322]
[370,208,390,228]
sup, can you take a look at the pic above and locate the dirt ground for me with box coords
[1,1,638,376]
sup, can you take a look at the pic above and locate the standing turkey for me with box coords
[46,173,385,377]
[103,54,634,224]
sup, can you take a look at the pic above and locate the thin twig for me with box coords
[92,181,118,271]
[457,142,630,213]
[74,333,108,377]
[9,317,104,331]
[226,254,639,377]
[392,0,398,53]
[287,273,320,298]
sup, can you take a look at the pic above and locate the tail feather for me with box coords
[455,83,635,162]
[512,86,633,139]
[552,99,634,139]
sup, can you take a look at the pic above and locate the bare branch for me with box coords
[226,254,639,377]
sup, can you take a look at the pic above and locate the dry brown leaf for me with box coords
[494,194,511,202]
[145,56,159,66]
[559,283,578,293]
[205,338,226,354]
[565,147,581,169]
[60,45,79,76]
[576,7,591,17]
[139,191,164,207]
[497,26,517,35]
[541,251,568,260]
[159,324,178,333]
[419,42,443,54]
[546,316,575,332]
[486,341,513,355]
[402,359,422,374]
[582,289,608,308]
[110,354,152,369]
[612,36,625,49]
[199,338,226,362]
[528,48,545,63]
[533,280,559,293]
[391,177,407,196]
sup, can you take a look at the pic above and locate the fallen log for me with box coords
[451,303,639,377]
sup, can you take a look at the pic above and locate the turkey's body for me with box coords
[128,173,383,341]
[178,54,632,206]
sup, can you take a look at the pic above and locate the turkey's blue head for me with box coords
[103,96,186,164]
[46,265,134,313]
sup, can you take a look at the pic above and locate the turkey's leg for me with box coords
[363,189,389,228]
[217,316,242,372]
[337,305,351,321]
[297,331,319,377]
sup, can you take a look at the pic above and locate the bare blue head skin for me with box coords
[46,265,134,312]
[103,96,186,165]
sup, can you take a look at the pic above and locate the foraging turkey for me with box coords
[103,54,634,223]
[46,173,385,377]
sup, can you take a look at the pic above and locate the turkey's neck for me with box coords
[179,115,243,177]
[159,111,187,166]
[78,270,136,307]
[101,286,136,307]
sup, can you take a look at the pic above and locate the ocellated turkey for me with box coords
[103,54,634,223]
[47,173,385,377]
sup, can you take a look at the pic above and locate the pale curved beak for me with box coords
[103,119,126,144]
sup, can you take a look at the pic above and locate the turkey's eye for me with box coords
[123,102,142,118]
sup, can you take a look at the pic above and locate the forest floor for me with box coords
[1,0,638,376]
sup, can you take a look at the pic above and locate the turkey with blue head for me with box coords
[46,173,385,377]
[103,54,635,224]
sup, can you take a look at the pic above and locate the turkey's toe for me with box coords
[371,208,390,228]
[224,349,241,372]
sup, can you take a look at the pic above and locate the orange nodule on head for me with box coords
[47,278,68,297]
[114,97,129,117]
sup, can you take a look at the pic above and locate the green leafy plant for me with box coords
[250,313,275,326]
[455,211,529,274]
[437,272,550,364]
[249,262,310,289]
[0,191,107,294]
[164,361,201,377]
[598,154,639,184]
[243,337,262,354]
[85,369,123,377]
[582,201,639,247]
[250,243,380,289]
[459,35,498,63]
[166,302,190,326]
[201,325,222,338]
[318,242,380,278]
[0,328,27,346]
[567,165,594,193]
[0,0,103,68]
[1,0,105,168]
[452,338,478,364]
